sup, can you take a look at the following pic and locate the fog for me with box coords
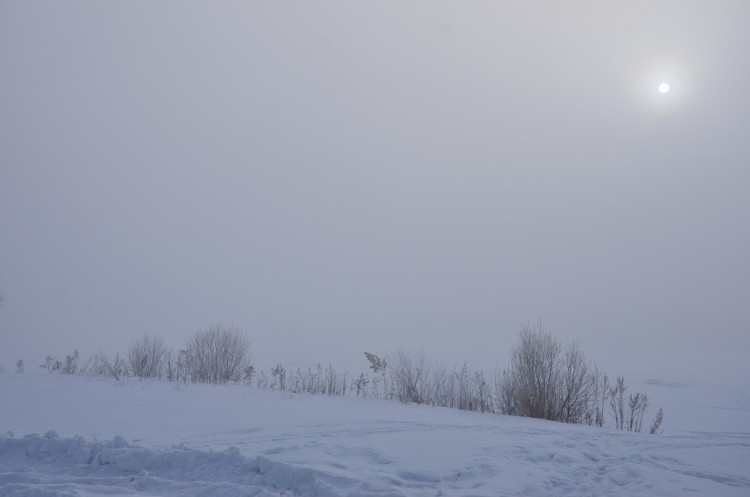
[1,1,748,382]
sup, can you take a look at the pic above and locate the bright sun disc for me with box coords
[658,82,670,94]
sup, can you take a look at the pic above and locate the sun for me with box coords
[658,82,670,94]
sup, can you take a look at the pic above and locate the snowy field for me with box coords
[1,373,749,496]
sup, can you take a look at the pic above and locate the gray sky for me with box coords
[1,1,748,382]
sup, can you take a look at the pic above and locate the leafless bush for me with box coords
[242,365,255,386]
[291,365,321,394]
[441,363,492,412]
[256,370,269,389]
[608,376,664,435]
[586,368,609,427]
[129,334,168,379]
[325,364,347,395]
[175,350,190,383]
[609,376,627,430]
[364,352,388,398]
[496,368,519,416]
[473,370,493,412]
[62,349,79,375]
[608,376,662,433]
[455,363,473,410]
[40,355,61,373]
[353,373,369,397]
[559,340,595,423]
[430,360,458,408]
[495,327,667,432]
[102,352,128,381]
[165,350,176,382]
[510,323,562,419]
[79,351,129,380]
[40,350,79,375]
[324,364,337,395]
[183,324,251,384]
[15,359,24,374]
[497,323,598,423]
[627,391,649,433]
[80,352,108,378]
[389,349,429,404]
[649,407,664,434]
[363,352,494,411]
[271,363,287,390]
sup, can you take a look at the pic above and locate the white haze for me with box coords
[1,1,749,382]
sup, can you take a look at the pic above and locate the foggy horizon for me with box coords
[1,1,748,383]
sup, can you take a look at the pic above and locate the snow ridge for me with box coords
[2,375,750,497]
[0,431,347,497]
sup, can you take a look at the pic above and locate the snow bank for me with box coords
[0,431,344,497]
[1,374,749,496]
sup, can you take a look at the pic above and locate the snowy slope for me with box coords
[1,374,749,496]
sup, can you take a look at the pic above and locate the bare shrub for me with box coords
[40,355,61,373]
[364,352,494,412]
[511,323,562,419]
[80,351,129,380]
[80,352,110,378]
[431,360,456,408]
[587,368,609,427]
[607,376,661,433]
[353,373,369,397]
[444,363,492,412]
[15,359,24,374]
[627,391,649,432]
[129,334,168,379]
[175,350,190,382]
[609,376,627,430]
[103,352,128,381]
[271,363,287,390]
[165,350,176,382]
[473,370,493,413]
[40,351,78,375]
[364,352,388,398]
[559,340,594,423]
[389,349,429,404]
[496,368,519,416]
[291,365,322,394]
[649,407,664,434]
[499,323,557,419]
[62,349,79,375]
[256,370,269,389]
[497,322,598,423]
[242,365,255,386]
[184,324,250,384]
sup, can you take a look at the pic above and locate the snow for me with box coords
[1,374,749,496]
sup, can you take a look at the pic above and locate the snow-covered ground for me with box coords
[1,373,749,496]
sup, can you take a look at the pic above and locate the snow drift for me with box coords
[1,374,749,496]
[0,431,349,497]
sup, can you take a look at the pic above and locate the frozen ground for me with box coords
[1,374,749,496]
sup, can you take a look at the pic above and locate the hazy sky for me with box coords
[1,1,748,381]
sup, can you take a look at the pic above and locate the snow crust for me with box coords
[1,374,749,496]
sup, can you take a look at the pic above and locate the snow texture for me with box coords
[1,374,749,496]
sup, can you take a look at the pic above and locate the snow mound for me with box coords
[2,375,750,496]
[0,431,349,497]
